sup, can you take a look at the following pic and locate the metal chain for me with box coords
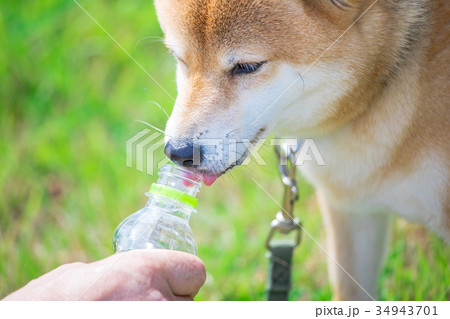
[265,141,302,249]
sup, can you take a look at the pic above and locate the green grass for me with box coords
[0,0,448,301]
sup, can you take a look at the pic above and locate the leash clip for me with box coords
[265,211,302,250]
[266,141,302,250]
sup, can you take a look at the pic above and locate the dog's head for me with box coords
[154,0,398,183]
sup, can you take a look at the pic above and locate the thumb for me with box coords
[159,250,206,297]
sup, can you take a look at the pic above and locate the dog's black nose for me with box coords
[164,140,197,167]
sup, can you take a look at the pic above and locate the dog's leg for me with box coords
[318,190,392,300]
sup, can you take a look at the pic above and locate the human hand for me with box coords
[3,249,206,301]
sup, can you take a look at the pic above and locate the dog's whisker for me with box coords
[135,120,166,134]
[226,128,240,138]
[135,36,165,48]
[147,101,170,119]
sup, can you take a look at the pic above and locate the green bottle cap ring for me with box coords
[149,184,198,209]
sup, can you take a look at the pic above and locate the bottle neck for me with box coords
[145,197,193,221]
[147,164,202,212]
[156,165,201,197]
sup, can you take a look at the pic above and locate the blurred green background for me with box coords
[0,0,448,300]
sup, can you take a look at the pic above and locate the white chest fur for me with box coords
[299,133,448,241]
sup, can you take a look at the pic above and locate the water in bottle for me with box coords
[112,164,201,255]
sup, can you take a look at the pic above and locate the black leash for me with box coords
[267,241,296,301]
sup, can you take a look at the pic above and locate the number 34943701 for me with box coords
[375,306,438,316]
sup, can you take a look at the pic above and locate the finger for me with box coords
[158,250,206,297]
[173,295,194,301]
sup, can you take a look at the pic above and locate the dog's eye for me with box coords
[231,62,267,76]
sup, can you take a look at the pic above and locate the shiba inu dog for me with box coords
[154,0,450,300]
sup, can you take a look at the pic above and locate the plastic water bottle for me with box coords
[113,164,201,255]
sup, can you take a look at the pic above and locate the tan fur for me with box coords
[155,0,450,300]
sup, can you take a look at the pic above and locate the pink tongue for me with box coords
[201,174,218,186]
[181,171,217,186]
